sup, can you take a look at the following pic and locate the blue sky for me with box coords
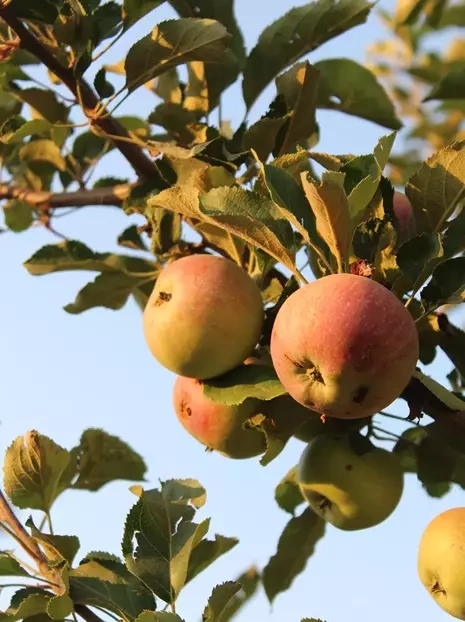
[1,1,464,621]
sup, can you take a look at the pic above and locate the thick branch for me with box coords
[0,182,131,209]
[0,5,164,185]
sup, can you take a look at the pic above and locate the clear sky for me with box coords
[1,1,464,621]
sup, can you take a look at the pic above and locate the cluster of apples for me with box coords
[142,248,421,519]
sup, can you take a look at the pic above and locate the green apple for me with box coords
[418,507,465,620]
[298,435,404,530]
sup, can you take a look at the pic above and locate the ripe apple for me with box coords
[143,254,264,379]
[270,273,419,419]
[418,507,465,620]
[173,375,266,459]
[393,191,415,240]
[298,435,404,530]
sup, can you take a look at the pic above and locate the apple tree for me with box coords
[0,0,465,620]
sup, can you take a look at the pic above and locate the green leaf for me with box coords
[301,171,351,272]
[275,466,305,515]
[262,506,325,604]
[170,0,246,109]
[194,221,245,264]
[4,431,75,513]
[420,257,465,313]
[19,139,66,171]
[219,567,260,622]
[0,552,31,578]
[315,58,402,129]
[125,18,230,93]
[23,240,157,276]
[94,68,115,98]
[122,484,207,604]
[70,555,155,620]
[3,200,33,233]
[64,271,155,314]
[394,425,456,497]
[186,534,238,584]
[203,363,286,406]
[118,225,148,251]
[202,582,241,621]
[242,0,373,109]
[259,429,289,467]
[424,67,465,101]
[395,232,444,293]
[243,115,290,162]
[149,208,182,255]
[1,588,53,621]
[0,118,52,144]
[46,594,74,620]
[406,141,465,234]
[12,87,69,124]
[275,61,320,154]
[70,428,147,491]
[199,186,296,274]
[122,0,166,29]
[26,517,80,565]
[258,160,328,264]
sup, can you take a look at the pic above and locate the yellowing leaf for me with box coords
[406,141,465,233]
[301,171,352,272]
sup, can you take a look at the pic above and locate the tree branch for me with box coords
[0,182,132,209]
[0,5,165,185]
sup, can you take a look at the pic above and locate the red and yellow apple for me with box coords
[173,375,266,459]
[143,254,264,379]
[270,273,419,419]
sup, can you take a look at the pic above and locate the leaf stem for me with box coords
[0,491,47,570]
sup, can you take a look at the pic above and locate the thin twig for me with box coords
[0,182,133,209]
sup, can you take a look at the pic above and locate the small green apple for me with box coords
[418,507,465,620]
[298,434,404,530]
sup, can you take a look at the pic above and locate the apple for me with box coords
[298,434,404,530]
[393,191,415,240]
[173,375,266,459]
[143,254,264,379]
[270,273,419,419]
[418,507,465,620]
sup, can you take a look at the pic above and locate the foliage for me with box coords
[0,0,464,620]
